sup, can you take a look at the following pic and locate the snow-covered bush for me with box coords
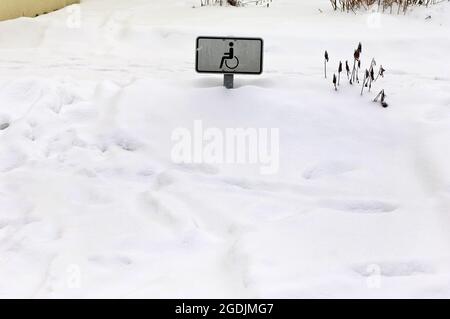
[200,0,238,6]
[200,0,272,7]
[330,0,440,13]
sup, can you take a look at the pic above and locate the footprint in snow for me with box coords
[115,136,141,152]
[151,171,175,190]
[302,161,355,180]
[0,114,11,131]
[353,260,435,277]
[95,131,142,153]
[319,199,398,214]
[109,131,142,152]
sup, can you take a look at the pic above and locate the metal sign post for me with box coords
[196,36,264,89]
[224,74,234,89]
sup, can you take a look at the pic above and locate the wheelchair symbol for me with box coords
[220,42,240,70]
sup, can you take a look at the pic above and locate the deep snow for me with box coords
[0,0,449,298]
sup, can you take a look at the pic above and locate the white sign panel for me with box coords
[196,37,264,75]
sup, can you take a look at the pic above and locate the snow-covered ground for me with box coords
[0,0,449,298]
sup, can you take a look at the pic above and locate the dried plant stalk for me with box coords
[329,0,438,13]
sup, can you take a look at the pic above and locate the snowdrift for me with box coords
[0,0,449,298]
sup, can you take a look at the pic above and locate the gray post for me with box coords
[224,74,234,89]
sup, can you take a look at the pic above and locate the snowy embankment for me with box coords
[0,0,449,298]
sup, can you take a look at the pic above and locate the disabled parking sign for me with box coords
[196,36,264,75]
